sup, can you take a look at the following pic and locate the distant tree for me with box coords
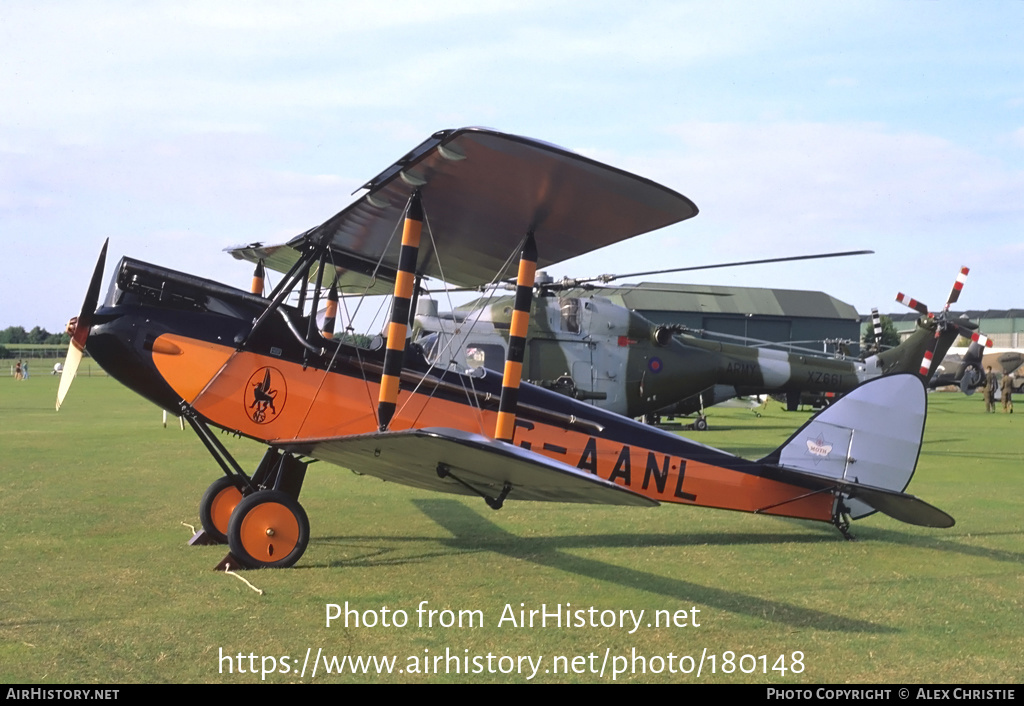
[0,325,71,345]
[863,315,901,350]
[0,344,10,359]
[27,326,51,344]
[0,326,28,344]
[339,332,375,348]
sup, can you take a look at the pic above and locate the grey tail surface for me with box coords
[759,373,953,528]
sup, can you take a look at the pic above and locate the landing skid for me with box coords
[644,414,708,431]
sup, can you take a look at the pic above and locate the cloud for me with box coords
[625,122,1024,239]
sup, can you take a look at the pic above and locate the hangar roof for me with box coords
[882,309,1024,335]
[885,309,1024,322]
[578,282,860,320]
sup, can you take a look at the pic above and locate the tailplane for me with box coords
[760,374,953,531]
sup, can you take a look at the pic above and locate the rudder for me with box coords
[761,374,953,528]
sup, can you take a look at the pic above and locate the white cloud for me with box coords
[640,121,1024,235]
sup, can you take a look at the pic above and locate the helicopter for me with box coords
[58,127,954,570]
[411,267,992,427]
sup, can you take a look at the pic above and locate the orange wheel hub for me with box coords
[238,501,300,562]
[210,485,243,536]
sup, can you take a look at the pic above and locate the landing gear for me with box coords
[183,410,313,568]
[199,476,244,544]
[786,391,800,412]
[832,502,856,541]
[692,416,708,431]
[227,490,310,569]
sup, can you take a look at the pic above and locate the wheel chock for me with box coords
[188,529,222,546]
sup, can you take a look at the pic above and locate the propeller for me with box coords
[56,239,108,411]
[895,266,993,378]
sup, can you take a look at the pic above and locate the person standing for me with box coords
[14,360,22,380]
[1001,373,1014,414]
[982,366,996,413]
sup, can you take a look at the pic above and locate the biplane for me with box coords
[58,128,954,570]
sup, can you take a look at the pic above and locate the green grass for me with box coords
[1,376,1021,683]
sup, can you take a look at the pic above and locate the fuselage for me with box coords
[87,257,839,523]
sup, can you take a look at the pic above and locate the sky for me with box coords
[2,1,1022,333]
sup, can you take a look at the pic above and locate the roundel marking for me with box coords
[648,357,663,374]
[244,367,287,424]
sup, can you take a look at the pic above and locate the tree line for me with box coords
[0,325,70,346]
[1,326,71,359]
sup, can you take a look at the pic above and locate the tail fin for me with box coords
[999,351,1023,376]
[956,342,987,394]
[760,374,953,528]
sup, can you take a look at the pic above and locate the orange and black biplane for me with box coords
[57,128,953,569]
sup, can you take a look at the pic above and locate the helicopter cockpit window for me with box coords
[465,344,505,372]
[560,298,581,334]
[418,333,440,364]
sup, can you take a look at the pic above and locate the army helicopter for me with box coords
[413,266,992,427]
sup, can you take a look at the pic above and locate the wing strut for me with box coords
[250,260,265,296]
[320,279,339,339]
[494,232,538,442]
[239,238,325,348]
[378,191,423,431]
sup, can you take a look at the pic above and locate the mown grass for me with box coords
[1,375,1020,683]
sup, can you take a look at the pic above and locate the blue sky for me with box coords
[2,1,1022,332]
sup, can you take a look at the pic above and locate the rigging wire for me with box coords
[400,206,526,434]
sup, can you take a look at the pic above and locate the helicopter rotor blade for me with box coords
[870,307,882,354]
[574,249,874,286]
[944,266,969,310]
[896,291,930,316]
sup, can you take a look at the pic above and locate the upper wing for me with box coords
[229,127,697,290]
[277,426,658,507]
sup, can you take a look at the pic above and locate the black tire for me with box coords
[198,476,244,544]
[694,417,708,431]
[227,490,309,569]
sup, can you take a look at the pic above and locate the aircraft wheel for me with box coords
[227,490,309,569]
[198,476,244,544]
[694,417,708,431]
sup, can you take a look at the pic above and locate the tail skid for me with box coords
[760,374,954,530]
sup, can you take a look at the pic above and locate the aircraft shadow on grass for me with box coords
[856,526,1024,567]
[315,498,894,634]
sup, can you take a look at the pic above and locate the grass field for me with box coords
[1,374,1021,684]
